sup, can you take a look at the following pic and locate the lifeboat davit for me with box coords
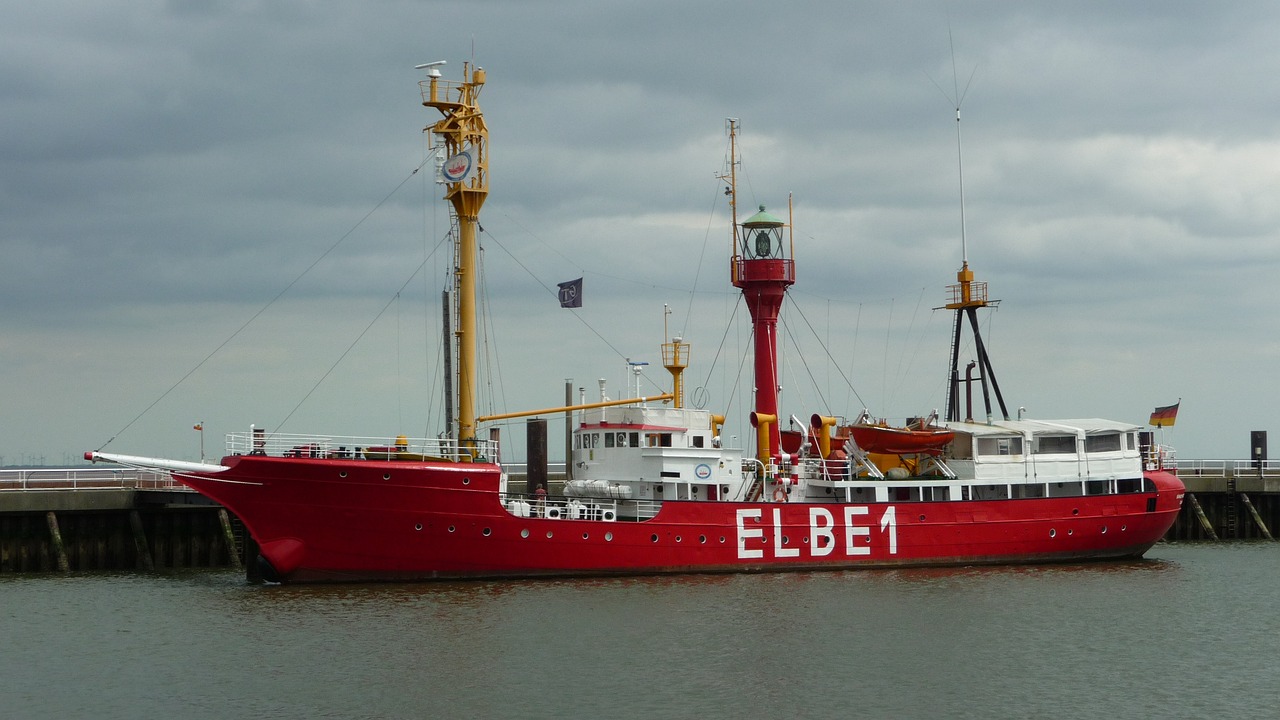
[848,423,955,456]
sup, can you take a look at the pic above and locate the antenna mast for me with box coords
[938,41,1010,424]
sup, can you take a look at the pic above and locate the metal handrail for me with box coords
[224,431,500,462]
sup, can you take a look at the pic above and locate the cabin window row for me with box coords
[971,432,1133,457]
[576,432,698,449]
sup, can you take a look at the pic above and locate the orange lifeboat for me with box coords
[848,422,954,456]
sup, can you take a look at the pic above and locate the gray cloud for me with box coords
[3,1,1276,465]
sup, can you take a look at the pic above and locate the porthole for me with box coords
[339,471,348,478]
[675,535,683,543]
[521,529,530,538]
[1068,529,1074,536]
[1072,508,1079,515]
[482,527,492,536]
[651,534,659,543]
[1101,526,1108,534]
[1121,525,1127,532]
[463,477,471,485]
[414,523,423,531]
[1049,528,1057,538]
[719,536,726,543]
[383,473,391,480]
[605,532,613,542]
[546,531,554,539]
[699,535,707,544]
[582,533,589,540]
[781,536,790,545]
[919,514,926,521]
[448,525,456,533]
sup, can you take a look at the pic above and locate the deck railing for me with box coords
[224,431,500,462]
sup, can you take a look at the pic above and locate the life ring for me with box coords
[773,483,788,502]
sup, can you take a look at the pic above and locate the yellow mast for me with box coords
[421,62,488,458]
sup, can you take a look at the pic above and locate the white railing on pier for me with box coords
[0,468,184,492]
[1164,459,1280,479]
[1231,459,1280,478]
[225,431,499,462]
[1167,459,1228,478]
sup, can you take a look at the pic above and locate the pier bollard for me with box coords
[128,510,155,571]
[46,512,69,573]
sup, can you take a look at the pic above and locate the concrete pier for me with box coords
[0,469,247,573]
[1165,460,1280,541]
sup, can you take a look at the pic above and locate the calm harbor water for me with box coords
[4,543,1279,719]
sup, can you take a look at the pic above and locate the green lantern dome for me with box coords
[742,205,783,228]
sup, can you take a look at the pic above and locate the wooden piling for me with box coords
[128,510,155,571]
[1186,493,1220,541]
[45,512,70,572]
[1240,493,1275,540]
[218,509,243,570]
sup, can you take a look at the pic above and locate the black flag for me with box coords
[557,278,583,308]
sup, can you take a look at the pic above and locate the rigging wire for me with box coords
[680,134,737,341]
[479,228,630,363]
[272,239,447,433]
[785,294,869,412]
[96,156,437,452]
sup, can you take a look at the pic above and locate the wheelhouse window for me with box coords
[647,433,673,448]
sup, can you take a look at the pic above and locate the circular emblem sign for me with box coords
[695,463,712,480]
[442,151,473,182]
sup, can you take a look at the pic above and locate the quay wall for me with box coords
[0,469,247,574]
[1165,464,1280,541]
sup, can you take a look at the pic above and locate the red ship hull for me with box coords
[182,455,1184,582]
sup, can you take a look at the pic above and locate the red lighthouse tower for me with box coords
[724,123,795,466]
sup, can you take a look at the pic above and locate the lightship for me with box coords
[87,62,1184,582]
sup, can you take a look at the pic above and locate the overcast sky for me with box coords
[4,0,1278,466]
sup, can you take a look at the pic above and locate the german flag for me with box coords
[1149,402,1180,427]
